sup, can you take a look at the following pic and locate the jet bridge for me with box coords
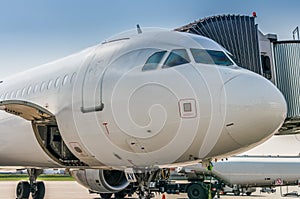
[176,14,300,135]
[176,15,262,75]
[273,41,300,134]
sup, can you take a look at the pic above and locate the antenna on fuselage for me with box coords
[137,24,142,34]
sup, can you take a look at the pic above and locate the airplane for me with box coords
[177,134,300,196]
[178,155,300,195]
[0,27,287,199]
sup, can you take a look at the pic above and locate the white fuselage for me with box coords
[181,155,300,187]
[0,30,287,169]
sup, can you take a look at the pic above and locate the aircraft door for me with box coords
[0,100,87,167]
[81,41,126,113]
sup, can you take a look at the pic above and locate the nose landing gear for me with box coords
[16,169,45,199]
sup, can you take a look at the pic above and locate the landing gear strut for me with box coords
[16,169,45,199]
[135,170,161,199]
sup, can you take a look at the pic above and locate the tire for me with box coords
[100,193,113,199]
[246,192,252,196]
[211,191,216,199]
[187,183,207,199]
[233,190,240,196]
[16,181,30,199]
[32,181,46,199]
[115,192,127,199]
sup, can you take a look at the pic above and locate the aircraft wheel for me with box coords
[16,181,30,199]
[233,190,240,196]
[115,191,127,199]
[246,192,252,196]
[187,183,207,199]
[32,181,46,199]
[100,193,113,199]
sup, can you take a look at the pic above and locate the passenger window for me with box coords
[10,91,15,98]
[40,82,46,92]
[191,49,233,66]
[27,85,32,95]
[163,49,190,68]
[21,88,26,97]
[16,90,21,98]
[142,51,167,71]
[62,75,69,86]
[34,84,39,93]
[47,80,53,90]
[70,72,77,83]
[55,77,61,88]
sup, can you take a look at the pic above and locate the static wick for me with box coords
[137,24,142,34]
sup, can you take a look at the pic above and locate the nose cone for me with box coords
[223,72,287,147]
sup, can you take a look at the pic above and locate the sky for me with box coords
[1,0,300,79]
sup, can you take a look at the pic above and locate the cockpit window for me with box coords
[163,49,190,68]
[142,51,167,71]
[190,48,234,66]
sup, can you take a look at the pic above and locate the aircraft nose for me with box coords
[223,72,287,147]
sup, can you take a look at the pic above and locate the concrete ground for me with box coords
[0,181,299,199]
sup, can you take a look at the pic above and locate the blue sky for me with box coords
[1,0,300,78]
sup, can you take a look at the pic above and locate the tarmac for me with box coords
[0,181,300,199]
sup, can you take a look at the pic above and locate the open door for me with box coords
[0,100,54,122]
[0,100,87,167]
